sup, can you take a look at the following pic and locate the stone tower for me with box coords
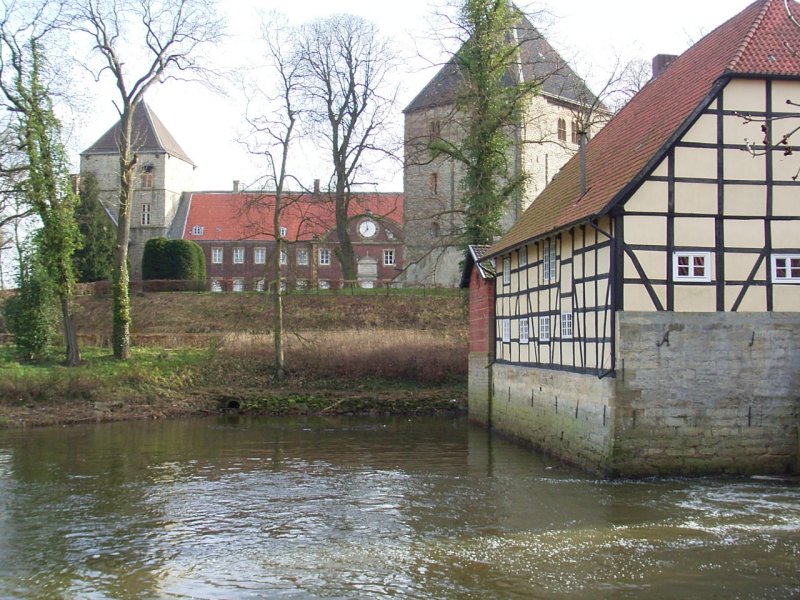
[80,101,195,279]
[402,14,608,286]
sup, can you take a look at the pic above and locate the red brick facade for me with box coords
[468,267,495,353]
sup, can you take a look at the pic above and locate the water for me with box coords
[0,416,797,599]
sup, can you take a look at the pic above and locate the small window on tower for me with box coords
[571,120,580,144]
[429,173,438,195]
[141,164,154,188]
[557,118,567,142]
[141,203,151,225]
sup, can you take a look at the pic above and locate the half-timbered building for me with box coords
[474,0,800,476]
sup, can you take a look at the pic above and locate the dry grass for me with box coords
[220,329,467,384]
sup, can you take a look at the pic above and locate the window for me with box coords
[210,278,222,292]
[232,278,244,292]
[297,249,309,266]
[254,247,266,264]
[432,222,440,238]
[557,118,566,142]
[772,254,800,282]
[211,247,223,264]
[279,226,287,238]
[319,248,331,266]
[539,315,550,342]
[191,225,204,236]
[429,172,438,195]
[519,318,529,344]
[543,240,556,281]
[503,256,511,286]
[319,279,330,290]
[429,119,441,143]
[502,319,511,343]
[280,249,288,265]
[141,164,154,188]
[561,313,573,339]
[296,279,307,290]
[233,247,244,264]
[141,203,151,225]
[674,252,711,281]
[254,278,265,292]
[571,120,580,144]
[519,245,527,267]
[383,249,395,266]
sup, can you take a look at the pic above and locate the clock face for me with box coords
[358,219,378,238]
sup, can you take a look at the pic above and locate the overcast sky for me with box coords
[69,0,757,192]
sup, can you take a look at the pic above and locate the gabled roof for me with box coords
[460,245,495,288]
[82,101,194,166]
[405,13,599,113]
[180,192,403,242]
[488,0,800,258]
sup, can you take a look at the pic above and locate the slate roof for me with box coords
[82,101,195,166]
[460,245,495,288]
[180,192,404,242]
[404,13,598,113]
[486,0,800,258]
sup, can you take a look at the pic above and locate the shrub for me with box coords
[142,238,206,282]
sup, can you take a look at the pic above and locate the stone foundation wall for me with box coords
[612,312,800,476]
[488,363,615,472]
[468,353,492,425]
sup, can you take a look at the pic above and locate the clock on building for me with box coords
[358,219,378,238]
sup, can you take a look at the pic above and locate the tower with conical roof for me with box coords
[80,101,196,279]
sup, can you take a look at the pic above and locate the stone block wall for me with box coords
[487,363,616,472]
[468,353,492,425]
[612,312,800,476]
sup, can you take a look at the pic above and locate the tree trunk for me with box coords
[112,137,134,360]
[334,185,356,283]
[60,293,80,366]
[273,193,285,379]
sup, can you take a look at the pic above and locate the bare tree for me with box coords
[296,13,399,283]
[71,0,223,359]
[241,13,304,379]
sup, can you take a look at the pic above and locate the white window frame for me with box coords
[254,278,265,292]
[561,312,573,339]
[772,254,800,283]
[232,278,244,292]
[539,315,551,342]
[318,279,330,290]
[297,248,309,266]
[519,245,527,267]
[254,247,266,264]
[191,225,204,236]
[319,248,331,266]
[673,251,711,282]
[519,318,529,344]
[279,226,287,238]
[501,318,511,343]
[383,249,395,266]
[141,203,151,226]
[280,249,288,266]
[543,240,556,281]
[233,247,245,265]
[210,278,222,292]
[211,247,223,264]
[503,256,511,286]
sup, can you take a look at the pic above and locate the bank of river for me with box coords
[0,415,798,598]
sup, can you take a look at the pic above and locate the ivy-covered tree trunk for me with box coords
[112,108,136,360]
[7,38,82,366]
[430,0,539,247]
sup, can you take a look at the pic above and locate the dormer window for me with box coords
[279,226,287,238]
[141,163,154,188]
[191,225,204,236]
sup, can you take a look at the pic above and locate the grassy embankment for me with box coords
[0,290,468,427]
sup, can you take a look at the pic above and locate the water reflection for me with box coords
[0,416,797,599]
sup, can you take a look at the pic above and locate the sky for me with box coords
[69,0,758,193]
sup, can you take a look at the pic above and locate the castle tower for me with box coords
[80,101,195,279]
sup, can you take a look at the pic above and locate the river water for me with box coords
[0,416,797,599]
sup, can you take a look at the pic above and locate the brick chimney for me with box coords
[652,54,678,79]
[233,180,240,193]
[313,178,320,196]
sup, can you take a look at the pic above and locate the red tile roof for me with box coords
[488,0,800,257]
[181,192,403,242]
